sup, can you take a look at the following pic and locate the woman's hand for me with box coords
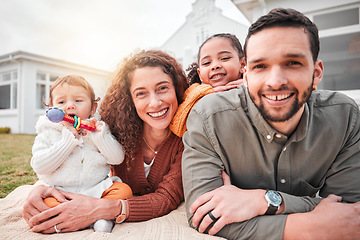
[189,171,267,235]
[26,191,99,233]
[22,185,68,227]
[25,189,121,234]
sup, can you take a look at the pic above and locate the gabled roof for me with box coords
[0,50,109,75]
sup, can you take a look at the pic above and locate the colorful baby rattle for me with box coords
[46,107,96,132]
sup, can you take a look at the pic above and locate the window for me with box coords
[3,73,11,81]
[36,72,46,81]
[36,84,46,109]
[12,82,17,108]
[314,6,360,92]
[0,85,11,109]
[0,71,17,109]
[319,32,360,91]
[314,8,359,31]
[36,72,58,109]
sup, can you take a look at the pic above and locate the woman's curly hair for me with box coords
[100,50,188,170]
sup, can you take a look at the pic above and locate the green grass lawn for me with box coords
[0,134,38,198]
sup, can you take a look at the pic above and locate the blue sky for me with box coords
[0,0,249,71]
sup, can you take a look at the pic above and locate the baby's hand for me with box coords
[61,121,79,138]
[89,118,102,132]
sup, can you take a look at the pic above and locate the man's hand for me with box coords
[284,194,360,240]
[190,171,266,235]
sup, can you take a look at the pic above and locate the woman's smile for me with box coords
[148,108,168,118]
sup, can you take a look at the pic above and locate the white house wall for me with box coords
[0,61,21,134]
[0,52,111,134]
[233,0,359,22]
[20,61,37,135]
[30,63,111,134]
[161,0,248,69]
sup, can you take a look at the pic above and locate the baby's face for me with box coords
[51,83,96,120]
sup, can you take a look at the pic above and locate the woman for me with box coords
[22,50,188,233]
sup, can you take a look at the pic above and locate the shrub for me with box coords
[0,127,11,134]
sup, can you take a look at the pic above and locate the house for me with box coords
[232,0,360,104]
[161,0,249,69]
[0,51,111,134]
[2,1,359,134]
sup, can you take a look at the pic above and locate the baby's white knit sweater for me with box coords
[31,116,124,198]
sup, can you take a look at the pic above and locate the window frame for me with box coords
[0,70,18,110]
[35,72,58,109]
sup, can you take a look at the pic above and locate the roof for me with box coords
[0,50,110,75]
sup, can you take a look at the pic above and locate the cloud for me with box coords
[0,0,246,71]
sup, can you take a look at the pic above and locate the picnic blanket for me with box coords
[0,185,224,240]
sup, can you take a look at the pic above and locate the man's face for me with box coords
[245,26,323,125]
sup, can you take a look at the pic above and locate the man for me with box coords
[182,8,360,240]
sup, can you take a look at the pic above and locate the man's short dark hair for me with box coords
[244,8,319,63]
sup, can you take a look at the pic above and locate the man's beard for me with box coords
[250,77,314,123]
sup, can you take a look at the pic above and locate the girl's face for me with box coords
[197,37,243,88]
[130,66,178,131]
[51,83,96,120]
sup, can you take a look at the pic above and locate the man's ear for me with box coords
[240,58,246,73]
[313,60,324,87]
[239,58,246,79]
[243,69,248,88]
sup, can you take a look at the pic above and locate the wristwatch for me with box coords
[115,200,127,223]
[264,190,282,215]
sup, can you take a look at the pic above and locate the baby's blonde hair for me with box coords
[48,75,100,108]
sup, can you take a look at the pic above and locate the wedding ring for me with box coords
[54,225,61,233]
[208,211,219,222]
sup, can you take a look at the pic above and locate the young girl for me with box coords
[170,33,246,137]
[30,75,132,233]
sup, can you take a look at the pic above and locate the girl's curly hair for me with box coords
[100,50,188,170]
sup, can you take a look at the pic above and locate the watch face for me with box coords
[267,190,282,205]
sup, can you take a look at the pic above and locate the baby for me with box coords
[31,75,132,233]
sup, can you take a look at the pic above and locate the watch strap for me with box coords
[265,203,278,215]
[115,200,127,223]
